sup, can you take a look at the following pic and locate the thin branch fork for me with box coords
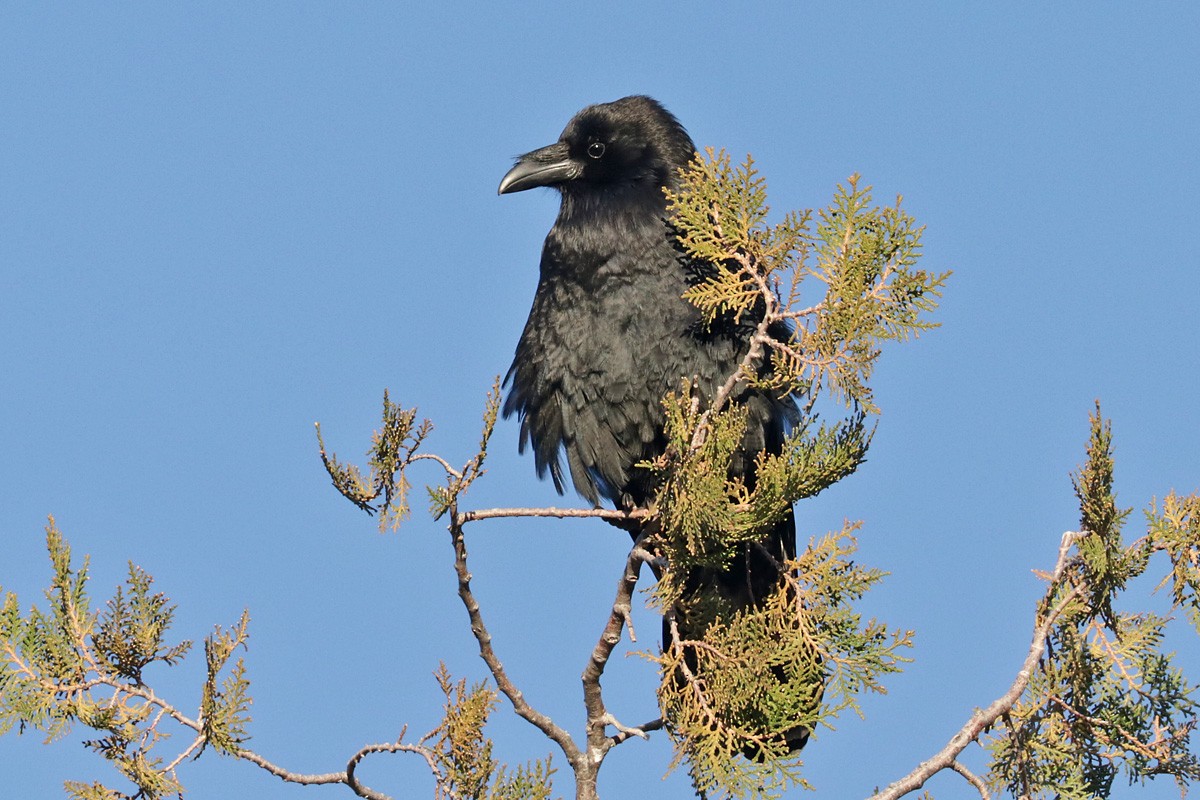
[691,262,784,452]
[446,506,583,769]
[53,591,431,800]
[449,509,662,798]
[866,531,1084,800]
[583,529,656,759]
[949,760,991,799]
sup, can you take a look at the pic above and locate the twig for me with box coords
[41,531,459,800]
[583,531,652,762]
[411,452,463,480]
[232,748,348,786]
[447,508,583,769]
[599,713,651,740]
[456,506,649,526]
[949,760,991,799]
[610,717,665,746]
[347,741,442,800]
[163,735,206,774]
[233,736,445,800]
[867,531,1083,800]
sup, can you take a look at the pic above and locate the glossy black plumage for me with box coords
[500,97,808,750]
[501,96,797,501]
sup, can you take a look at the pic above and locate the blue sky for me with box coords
[2,4,1198,798]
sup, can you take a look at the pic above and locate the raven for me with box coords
[499,96,809,752]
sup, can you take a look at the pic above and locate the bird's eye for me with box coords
[587,141,606,159]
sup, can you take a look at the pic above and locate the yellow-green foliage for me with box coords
[430,664,555,800]
[668,149,949,413]
[638,151,939,797]
[0,521,554,800]
[0,520,247,799]
[433,663,499,797]
[1150,490,1200,635]
[316,389,432,532]
[654,530,912,800]
[987,407,1200,798]
[648,388,870,610]
[318,380,501,533]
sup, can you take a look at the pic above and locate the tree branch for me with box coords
[232,748,348,787]
[456,506,649,526]
[867,531,1083,800]
[949,760,991,799]
[233,736,446,800]
[609,717,665,746]
[583,530,652,762]
[447,507,584,769]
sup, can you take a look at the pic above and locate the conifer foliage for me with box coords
[2,152,1198,800]
[985,407,1200,799]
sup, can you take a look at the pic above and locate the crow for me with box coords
[499,96,810,753]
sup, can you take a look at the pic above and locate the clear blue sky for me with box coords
[2,4,1198,798]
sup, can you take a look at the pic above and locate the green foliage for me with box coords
[199,610,252,755]
[317,389,433,532]
[92,563,192,684]
[667,149,949,413]
[639,150,938,797]
[64,781,126,800]
[0,519,247,799]
[648,388,870,610]
[1071,402,1139,631]
[987,407,1200,798]
[1149,490,1200,634]
[318,379,501,531]
[426,377,502,522]
[429,664,555,800]
[2,521,554,799]
[433,663,499,798]
[1,520,94,743]
[792,529,914,719]
[487,760,557,800]
[654,530,912,800]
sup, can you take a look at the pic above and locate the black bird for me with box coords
[499,96,810,752]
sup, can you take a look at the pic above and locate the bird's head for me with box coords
[498,96,696,201]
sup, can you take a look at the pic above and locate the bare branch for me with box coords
[447,509,583,769]
[610,717,665,747]
[232,735,447,800]
[867,531,1083,800]
[599,713,651,741]
[950,760,991,800]
[456,506,649,526]
[232,748,348,787]
[347,741,442,800]
[411,452,463,480]
[583,531,653,761]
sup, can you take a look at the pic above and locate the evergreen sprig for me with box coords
[317,379,502,531]
[0,519,248,799]
[635,151,940,796]
[2,521,555,799]
[92,564,192,684]
[653,530,912,800]
[427,377,502,521]
[429,663,556,800]
[667,149,949,413]
[986,407,1200,798]
[316,389,433,532]
[1150,490,1200,634]
[199,610,252,756]
[648,389,870,610]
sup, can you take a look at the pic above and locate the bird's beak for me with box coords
[498,142,581,195]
